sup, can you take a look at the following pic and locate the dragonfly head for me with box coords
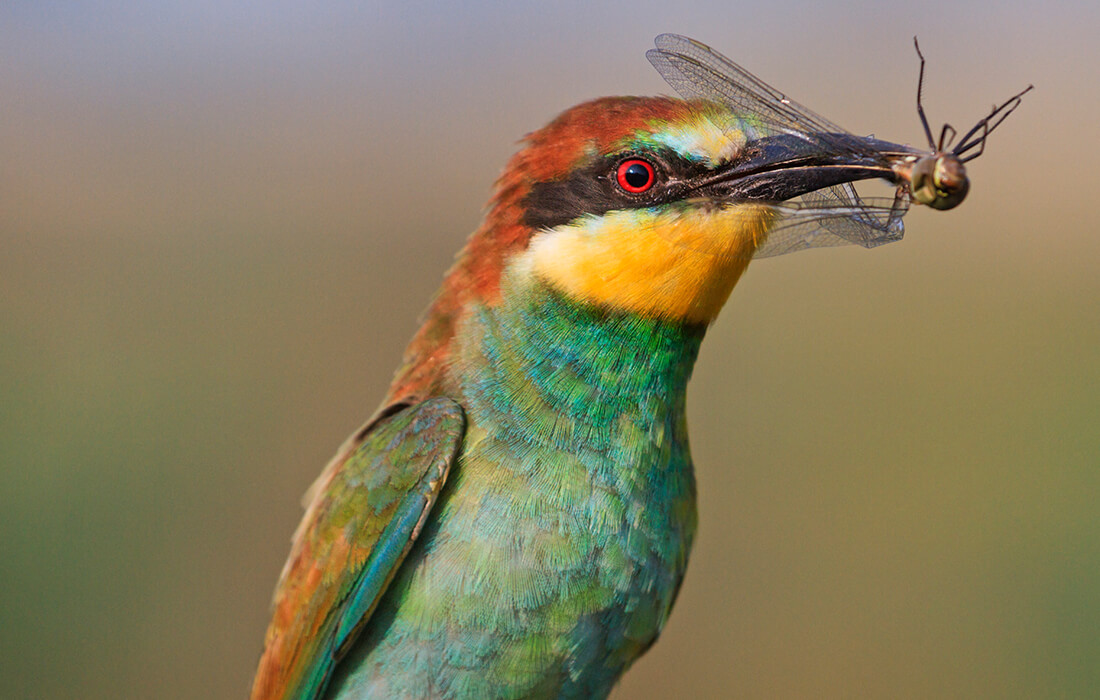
[908,153,969,210]
[907,37,1031,211]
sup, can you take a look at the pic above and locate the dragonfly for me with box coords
[647,33,1033,257]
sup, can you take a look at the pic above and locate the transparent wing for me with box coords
[647,33,869,157]
[757,187,910,258]
[647,33,911,258]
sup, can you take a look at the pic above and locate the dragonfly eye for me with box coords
[910,155,969,210]
[933,157,967,190]
[616,159,656,193]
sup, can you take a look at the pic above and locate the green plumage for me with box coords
[253,31,1028,699]
[268,400,465,699]
[324,268,704,698]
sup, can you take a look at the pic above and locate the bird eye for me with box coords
[615,159,656,193]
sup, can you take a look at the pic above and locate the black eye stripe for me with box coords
[521,149,707,230]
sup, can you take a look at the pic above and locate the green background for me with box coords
[2,2,1097,697]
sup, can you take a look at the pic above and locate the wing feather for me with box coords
[251,398,466,700]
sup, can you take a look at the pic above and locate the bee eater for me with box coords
[251,34,1027,700]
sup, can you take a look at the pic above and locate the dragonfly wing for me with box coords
[756,186,910,257]
[647,33,913,258]
[647,33,859,155]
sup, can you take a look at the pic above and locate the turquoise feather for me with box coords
[324,269,704,698]
[253,399,466,699]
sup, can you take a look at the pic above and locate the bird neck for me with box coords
[451,268,706,448]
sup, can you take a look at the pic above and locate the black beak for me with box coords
[694,133,919,202]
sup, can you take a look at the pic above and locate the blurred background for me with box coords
[2,2,1097,698]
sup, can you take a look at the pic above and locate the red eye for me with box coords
[616,159,656,193]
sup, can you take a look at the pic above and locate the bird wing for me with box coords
[251,397,466,700]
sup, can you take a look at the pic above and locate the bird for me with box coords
[250,34,1028,700]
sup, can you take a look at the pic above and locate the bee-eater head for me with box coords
[509,96,780,325]
[453,96,856,325]
[391,96,871,400]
